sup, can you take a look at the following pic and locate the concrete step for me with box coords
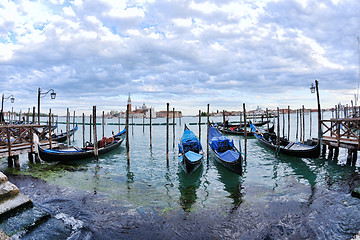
[0,181,20,203]
[0,193,32,217]
[0,172,8,183]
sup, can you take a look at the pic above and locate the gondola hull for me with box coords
[38,139,124,162]
[209,126,243,175]
[250,124,320,158]
[210,148,243,175]
[178,152,203,175]
[178,125,204,175]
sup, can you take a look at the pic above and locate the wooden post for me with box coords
[296,109,299,141]
[266,108,269,132]
[93,106,98,160]
[302,105,305,142]
[126,104,130,163]
[198,110,201,142]
[310,109,312,138]
[288,106,290,140]
[66,108,70,148]
[282,109,285,138]
[49,110,53,149]
[352,150,357,166]
[173,108,175,149]
[132,116,134,136]
[6,127,13,167]
[299,108,303,142]
[143,114,145,133]
[150,108,152,147]
[82,113,85,147]
[276,107,280,154]
[73,111,76,141]
[27,108,30,124]
[207,104,210,161]
[32,106,35,124]
[334,147,339,160]
[102,111,105,139]
[89,114,92,143]
[243,103,247,162]
[222,110,225,134]
[166,103,169,162]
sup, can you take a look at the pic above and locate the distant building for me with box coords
[156,111,182,118]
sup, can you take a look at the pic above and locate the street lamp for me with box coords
[1,94,15,123]
[38,88,56,124]
[310,83,316,94]
[310,79,322,145]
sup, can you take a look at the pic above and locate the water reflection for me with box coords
[214,160,243,208]
[177,164,203,212]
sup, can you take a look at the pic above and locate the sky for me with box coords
[1,0,360,116]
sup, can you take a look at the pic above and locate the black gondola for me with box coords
[38,128,126,162]
[209,126,242,175]
[250,123,320,158]
[216,124,274,136]
[51,125,78,142]
[217,120,270,128]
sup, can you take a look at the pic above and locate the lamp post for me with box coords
[1,94,15,123]
[38,88,56,124]
[310,79,322,142]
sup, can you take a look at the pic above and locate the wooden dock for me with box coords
[0,124,59,166]
[314,118,360,165]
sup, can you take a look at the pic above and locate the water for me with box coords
[1,113,360,239]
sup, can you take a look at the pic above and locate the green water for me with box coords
[1,113,360,239]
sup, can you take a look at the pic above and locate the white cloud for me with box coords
[0,0,359,115]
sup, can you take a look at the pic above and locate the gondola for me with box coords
[209,126,243,175]
[178,125,204,175]
[250,123,320,158]
[51,125,78,142]
[38,128,126,162]
[217,120,270,128]
[216,124,274,136]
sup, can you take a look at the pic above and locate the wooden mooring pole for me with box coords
[150,108,152,148]
[82,113,85,147]
[73,111,76,141]
[198,110,201,142]
[102,111,105,139]
[288,106,290,139]
[166,103,169,162]
[243,103,247,162]
[66,108,70,148]
[93,106,98,160]
[222,110,225,134]
[207,104,210,161]
[173,108,175,149]
[89,114,92,143]
[49,110,53,150]
[126,104,130,164]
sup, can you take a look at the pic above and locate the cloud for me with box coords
[0,0,360,115]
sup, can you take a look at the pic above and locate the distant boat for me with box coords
[250,123,320,158]
[51,125,78,143]
[216,124,274,136]
[38,128,126,162]
[178,125,204,175]
[209,126,242,175]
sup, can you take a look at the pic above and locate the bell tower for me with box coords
[127,93,132,112]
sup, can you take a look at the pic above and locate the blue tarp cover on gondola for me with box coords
[180,129,201,153]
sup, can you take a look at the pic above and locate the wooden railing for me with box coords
[321,118,360,148]
[0,124,51,157]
